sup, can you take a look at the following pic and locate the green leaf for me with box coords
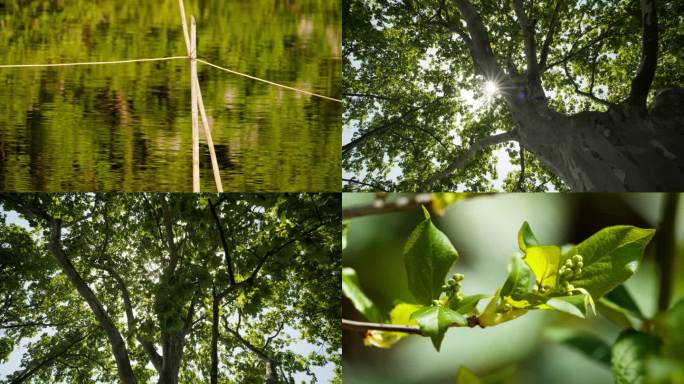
[455,366,482,384]
[612,330,661,384]
[452,294,490,315]
[564,226,655,299]
[546,328,611,366]
[411,306,467,351]
[604,284,643,318]
[500,255,531,298]
[524,245,561,289]
[342,268,383,323]
[517,221,539,251]
[403,208,459,304]
[546,295,587,318]
[364,303,421,349]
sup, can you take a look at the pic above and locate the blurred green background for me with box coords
[342,193,684,384]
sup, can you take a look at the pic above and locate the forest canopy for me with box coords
[0,193,341,384]
[343,0,684,192]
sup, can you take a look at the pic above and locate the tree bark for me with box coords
[508,90,684,191]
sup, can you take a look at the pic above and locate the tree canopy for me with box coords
[0,193,341,384]
[343,0,684,191]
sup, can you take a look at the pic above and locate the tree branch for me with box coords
[44,220,137,384]
[425,130,519,188]
[159,196,180,273]
[516,145,526,192]
[233,220,331,291]
[0,321,67,329]
[628,0,658,107]
[342,97,444,154]
[538,0,563,71]
[342,319,423,335]
[451,0,505,77]
[342,178,385,190]
[343,93,398,101]
[208,199,236,285]
[545,27,614,70]
[342,194,433,220]
[562,63,613,107]
[511,0,539,77]
[8,330,90,384]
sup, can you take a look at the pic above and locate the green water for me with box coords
[0,0,341,191]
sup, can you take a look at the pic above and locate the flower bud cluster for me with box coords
[559,254,583,279]
[558,254,583,294]
[437,273,464,306]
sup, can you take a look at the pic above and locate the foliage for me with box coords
[0,193,340,383]
[341,199,684,383]
[342,0,684,191]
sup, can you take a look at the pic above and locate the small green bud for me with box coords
[575,261,583,269]
[575,268,582,275]
[441,284,449,291]
[532,285,539,293]
[448,279,457,286]
[453,273,464,282]
[564,259,573,268]
[432,299,441,306]
[502,303,512,311]
[566,284,575,292]
[572,254,583,263]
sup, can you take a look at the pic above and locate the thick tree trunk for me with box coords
[158,331,187,384]
[511,88,684,191]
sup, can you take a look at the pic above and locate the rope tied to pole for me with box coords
[0,56,341,103]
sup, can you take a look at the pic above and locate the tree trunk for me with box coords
[511,88,684,191]
[158,331,186,384]
[210,295,220,384]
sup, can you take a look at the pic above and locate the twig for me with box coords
[342,194,433,219]
[342,319,423,335]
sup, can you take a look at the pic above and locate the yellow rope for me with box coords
[0,56,188,68]
[198,59,342,103]
[0,56,341,103]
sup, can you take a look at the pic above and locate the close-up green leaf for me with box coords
[403,207,460,304]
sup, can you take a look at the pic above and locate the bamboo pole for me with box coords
[179,0,222,191]
[178,0,191,55]
[190,16,200,192]
[195,81,224,192]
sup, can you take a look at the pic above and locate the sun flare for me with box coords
[484,80,498,97]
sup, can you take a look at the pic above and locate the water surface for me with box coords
[0,0,341,191]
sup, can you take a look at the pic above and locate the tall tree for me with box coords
[343,0,684,191]
[0,193,340,383]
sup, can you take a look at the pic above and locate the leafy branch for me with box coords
[343,206,655,352]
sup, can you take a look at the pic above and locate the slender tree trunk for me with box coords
[210,293,220,384]
[509,89,684,191]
